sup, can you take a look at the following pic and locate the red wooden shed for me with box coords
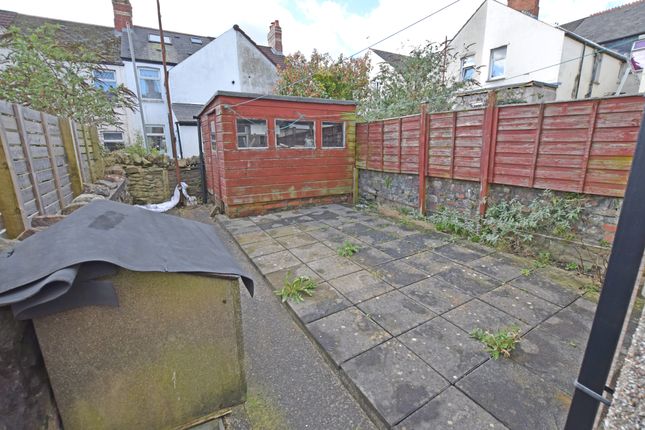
[198,91,357,217]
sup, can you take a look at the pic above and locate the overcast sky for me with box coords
[0,0,632,57]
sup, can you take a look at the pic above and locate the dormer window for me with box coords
[191,37,203,44]
[148,34,172,44]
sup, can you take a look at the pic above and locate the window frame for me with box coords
[145,124,166,151]
[191,37,203,45]
[148,34,172,44]
[93,69,117,91]
[321,121,345,149]
[488,45,507,80]
[101,130,124,151]
[460,55,476,82]
[138,67,162,100]
[235,118,268,150]
[209,120,217,152]
[274,118,316,150]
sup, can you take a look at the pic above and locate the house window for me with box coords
[102,131,124,151]
[275,119,315,149]
[236,118,267,149]
[191,37,203,44]
[145,125,166,150]
[139,67,162,100]
[322,122,344,148]
[461,55,476,81]
[94,70,117,91]
[489,46,507,79]
[209,120,217,152]
[148,34,172,44]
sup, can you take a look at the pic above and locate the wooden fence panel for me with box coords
[400,115,420,174]
[356,123,368,168]
[454,109,485,181]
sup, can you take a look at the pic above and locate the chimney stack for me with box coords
[268,20,282,54]
[508,0,539,18]
[112,0,133,33]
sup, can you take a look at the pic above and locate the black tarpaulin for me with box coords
[0,200,254,319]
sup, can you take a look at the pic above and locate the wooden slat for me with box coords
[59,118,83,196]
[69,121,87,184]
[479,92,497,216]
[41,112,65,210]
[579,100,600,192]
[449,111,457,179]
[13,104,44,215]
[398,117,403,173]
[418,105,429,215]
[0,110,28,237]
[528,103,545,187]
[81,124,95,183]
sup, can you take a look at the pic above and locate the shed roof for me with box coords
[172,103,202,123]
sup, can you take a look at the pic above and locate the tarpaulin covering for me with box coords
[0,200,254,319]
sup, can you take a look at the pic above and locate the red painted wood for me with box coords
[579,100,600,192]
[528,104,545,187]
[479,92,497,216]
[418,105,429,215]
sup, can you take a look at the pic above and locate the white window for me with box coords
[102,131,124,151]
[148,34,172,44]
[275,119,315,149]
[145,125,166,150]
[138,67,162,100]
[461,55,476,81]
[322,122,344,148]
[236,119,267,149]
[209,120,216,152]
[489,46,507,79]
[191,37,203,44]
[94,70,117,91]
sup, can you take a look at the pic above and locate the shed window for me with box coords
[209,120,217,152]
[94,70,117,91]
[139,67,162,100]
[236,118,267,149]
[461,55,475,81]
[145,125,166,150]
[102,131,124,151]
[322,122,344,148]
[275,120,315,149]
[489,46,507,79]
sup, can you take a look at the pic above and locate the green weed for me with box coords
[337,241,360,257]
[470,326,521,360]
[275,273,317,303]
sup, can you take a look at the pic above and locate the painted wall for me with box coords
[177,124,199,158]
[97,64,135,148]
[236,32,279,94]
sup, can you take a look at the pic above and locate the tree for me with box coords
[359,42,474,120]
[0,24,136,126]
[275,50,371,101]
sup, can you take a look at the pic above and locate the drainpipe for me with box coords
[573,44,586,99]
[174,122,184,158]
[194,115,208,204]
[585,50,599,99]
[126,23,148,149]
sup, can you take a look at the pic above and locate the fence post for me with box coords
[0,114,28,238]
[418,103,429,215]
[59,118,83,196]
[478,91,498,216]
[81,125,95,183]
[13,104,44,215]
[89,125,105,180]
[40,112,65,210]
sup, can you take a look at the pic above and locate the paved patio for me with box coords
[219,204,596,429]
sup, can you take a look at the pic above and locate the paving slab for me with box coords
[353,228,399,246]
[240,238,285,258]
[330,270,393,304]
[401,277,473,315]
[324,217,357,228]
[287,282,351,324]
[295,221,326,232]
[307,307,391,366]
[403,251,456,275]
[510,269,583,307]
[289,242,336,263]
[480,284,561,326]
[308,255,363,280]
[349,246,394,268]
[457,359,571,430]
[275,232,318,249]
[434,242,492,263]
[308,210,342,221]
[376,237,430,259]
[264,264,323,290]
[339,222,373,237]
[394,386,508,430]
[399,317,489,382]
[234,229,272,245]
[308,226,347,242]
[358,291,435,336]
[341,339,449,427]
[264,225,302,238]
[539,298,595,346]
[253,250,301,275]
[467,253,528,282]
[376,260,430,288]
[378,223,418,237]
[443,299,530,334]
[434,266,501,296]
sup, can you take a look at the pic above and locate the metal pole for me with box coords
[175,122,184,159]
[195,116,208,204]
[126,23,148,150]
[156,0,182,190]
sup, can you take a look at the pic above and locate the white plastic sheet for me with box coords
[136,182,197,212]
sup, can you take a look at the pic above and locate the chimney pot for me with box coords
[268,20,283,54]
[508,0,539,18]
[112,0,133,33]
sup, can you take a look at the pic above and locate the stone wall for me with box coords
[168,157,203,202]
[358,169,418,208]
[126,165,170,205]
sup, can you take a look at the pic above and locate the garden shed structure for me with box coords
[198,91,357,216]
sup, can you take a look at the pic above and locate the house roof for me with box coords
[232,25,285,67]
[561,1,645,44]
[371,48,408,68]
[171,103,202,124]
[120,26,213,65]
[0,9,123,65]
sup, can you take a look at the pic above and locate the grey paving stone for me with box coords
[401,277,473,314]
[240,238,285,258]
[308,210,341,221]
[307,307,391,366]
[467,253,528,282]
[358,291,435,336]
[296,221,326,232]
[403,251,456,275]
[308,226,347,242]
[378,223,418,237]
[341,339,448,427]
[394,386,508,430]
[264,225,302,238]
[287,282,351,324]
[457,359,571,430]
[510,270,582,307]
[539,298,595,346]
[252,250,301,275]
[376,237,430,259]
[322,233,364,250]
[512,326,585,393]
[434,266,500,296]
[234,229,272,245]
[330,270,393,304]
[338,222,373,237]
[443,299,530,334]
[353,228,399,246]
[264,264,323,290]
[323,217,355,228]
[376,260,430,288]
[480,285,561,326]
[349,246,394,268]
[275,232,318,249]
[308,255,363,280]
[400,316,489,381]
[289,242,335,263]
[434,242,492,263]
